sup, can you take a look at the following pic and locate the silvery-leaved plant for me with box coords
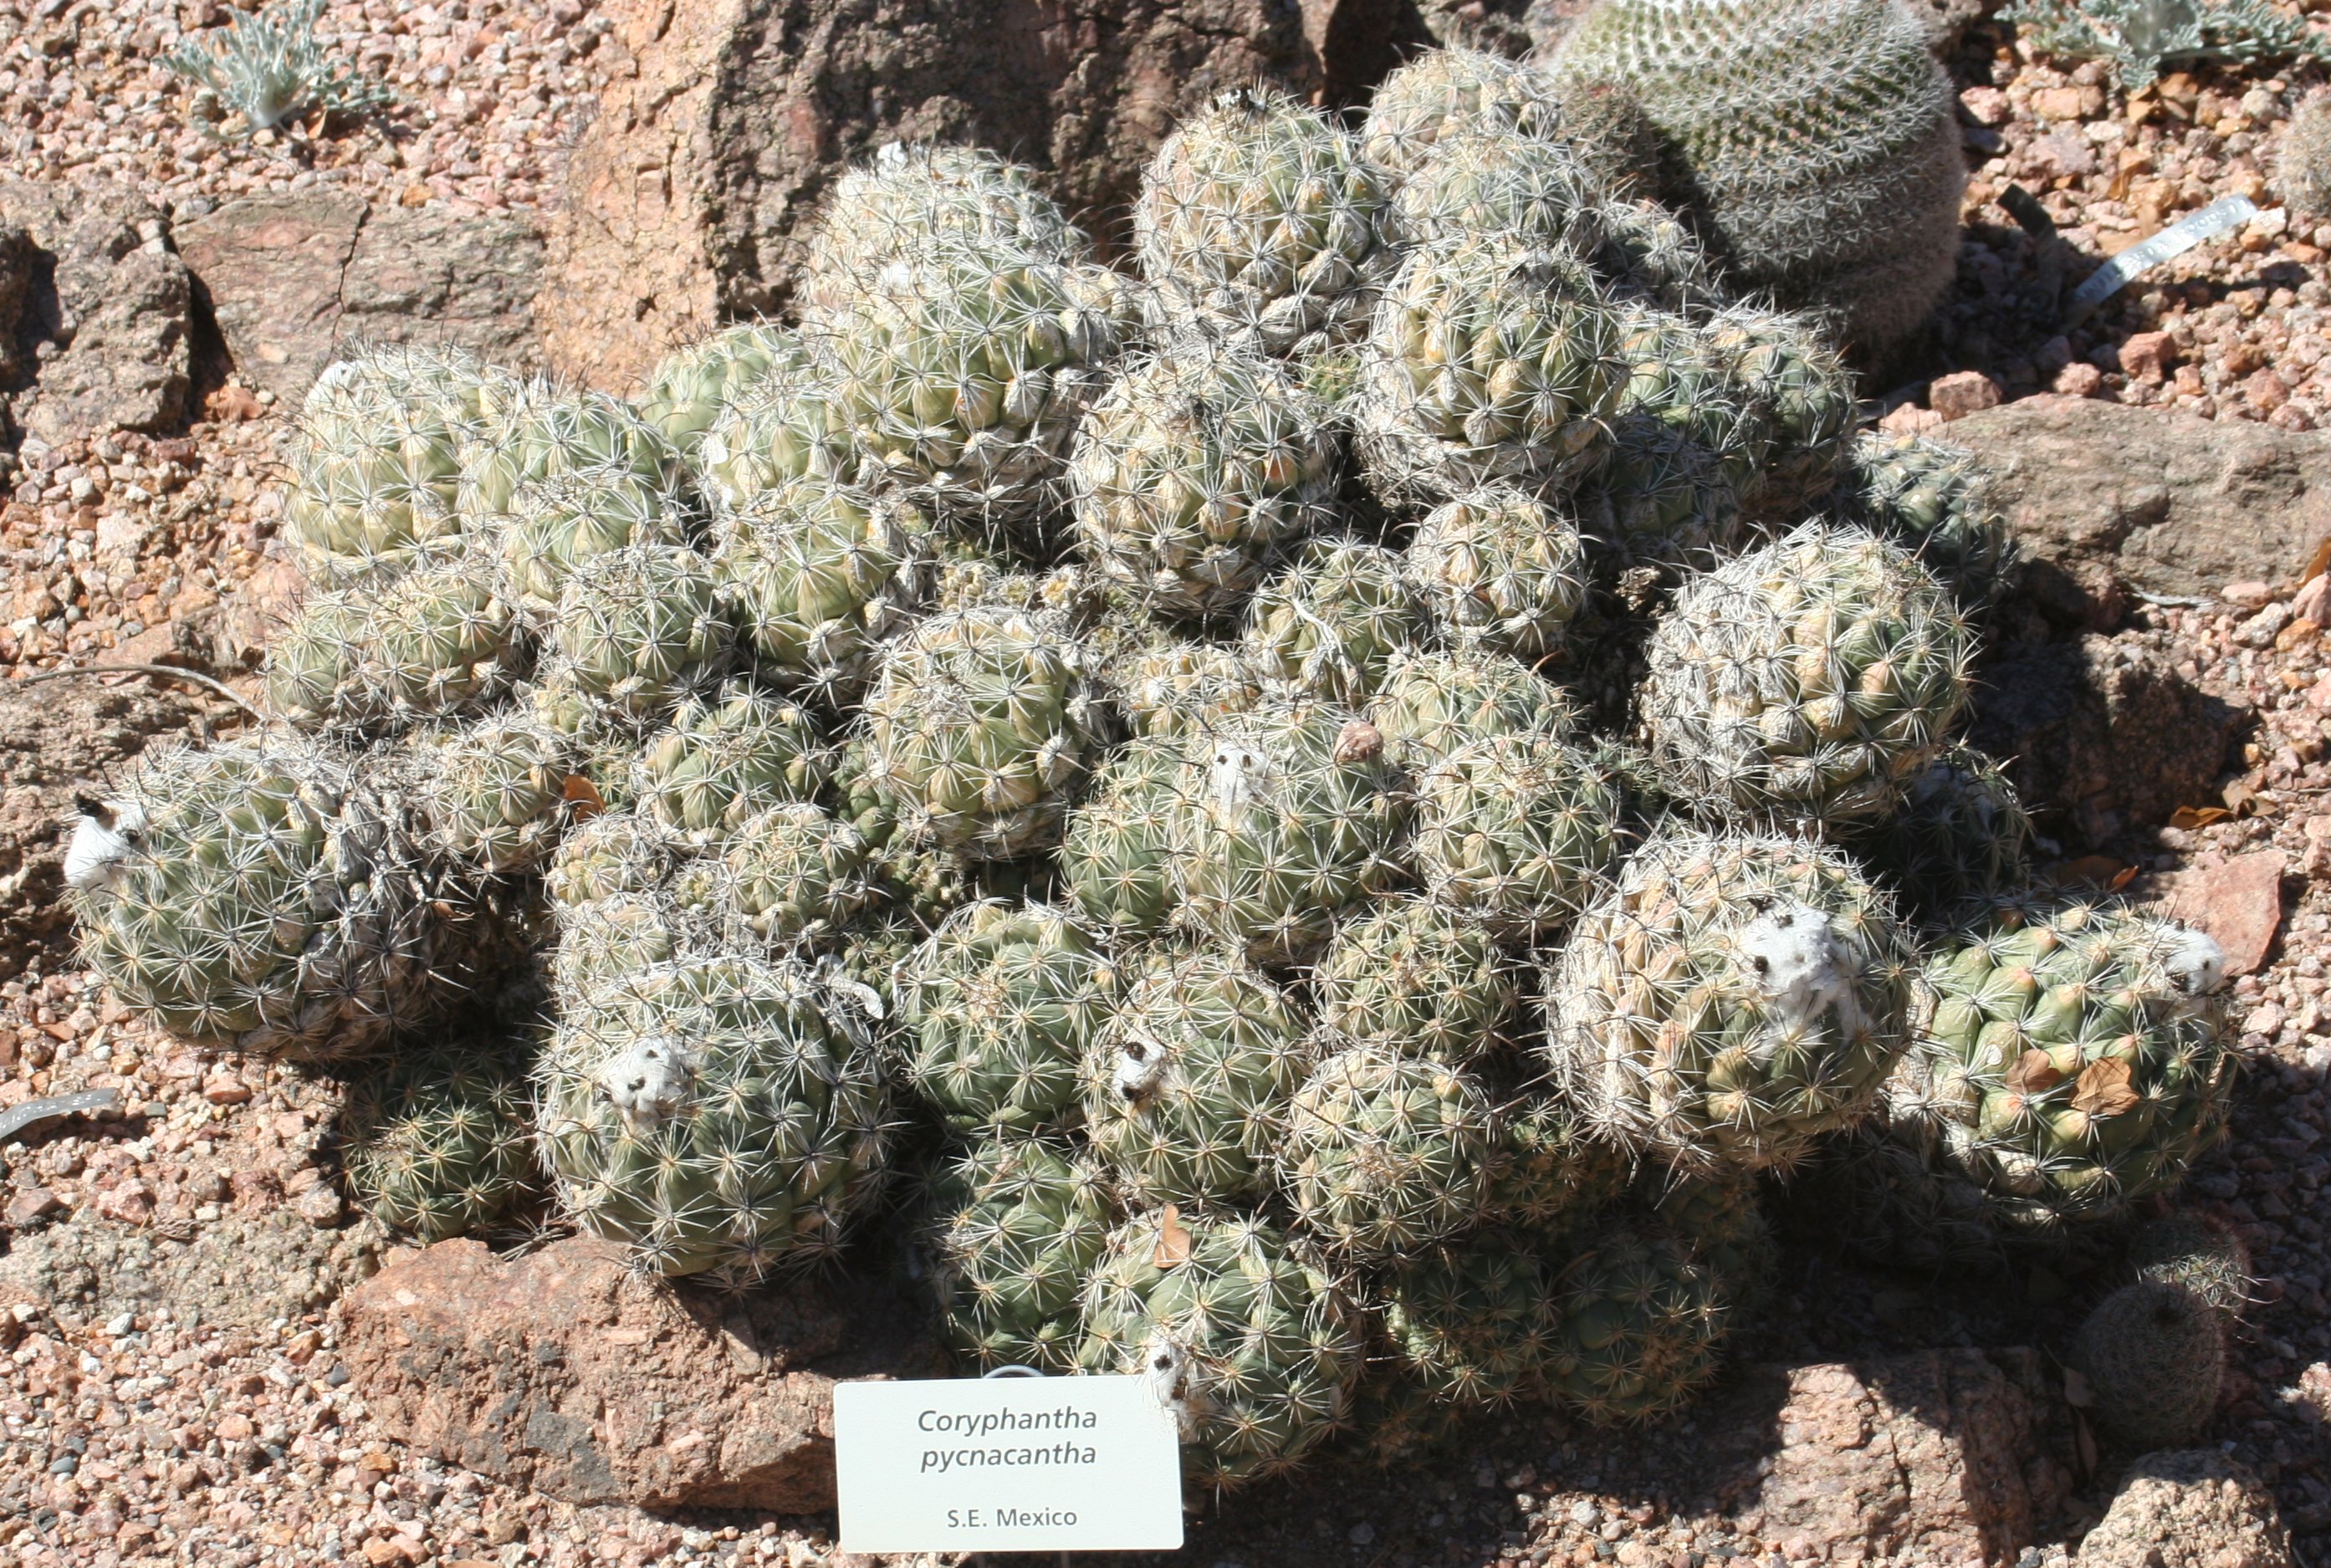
[164,0,391,135]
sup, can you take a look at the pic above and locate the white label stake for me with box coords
[833,1376,1185,1554]
[2063,195,2261,326]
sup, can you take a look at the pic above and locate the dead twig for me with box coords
[13,662,265,721]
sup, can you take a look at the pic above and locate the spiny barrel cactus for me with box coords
[800,141,1089,324]
[1414,730,1623,937]
[1137,87,1393,354]
[708,478,928,703]
[1839,432,2017,610]
[410,712,574,873]
[1386,128,1604,257]
[342,1036,539,1241]
[1117,640,1264,741]
[1405,488,1589,661]
[900,901,1122,1135]
[922,1135,1115,1373]
[1847,746,2033,922]
[1889,897,2232,1235]
[1076,1207,1363,1489]
[1572,414,1741,577]
[286,345,496,584]
[1641,524,1972,824]
[544,543,735,727]
[1360,47,1566,180]
[1356,240,1626,503]
[1342,1371,1471,1468]
[1069,340,1338,621]
[1608,304,1763,495]
[630,682,827,845]
[2278,89,2331,223]
[1367,646,1580,771]
[1543,1219,1730,1424]
[1651,1170,1776,1311]
[2069,1281,2226,1449]
[267,564,526,735]
[1701,304,1858,518]
[537,955,890,1285]
[1316,897,1514,1065]
[1549,0,1966,352]
[1060,737,1184,937]
[1544,827,1914,1175]
[858,606,1104,860]
[1480,1090,1635,1239]
[1383,1230,1559,1407]
[698,359,863,509]
[71,738,452,1060]
[1280,1044,1500,1256]
[1784,1122,2011,1273]
[1242,538,1427,704]
[1082,950,1311,1206]
[1167,702,1412,967]
[498,466,692,620]
[544,807,683,908]
[2128,1211,2256,1318]
[456,382,682,532]
[549,886,708,1000]
[1592,193,1722,314]
[634,323,805,457]
[821,247,1125,531]
[721,803,878,943]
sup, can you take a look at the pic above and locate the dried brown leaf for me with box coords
[2071,1058,2139,1118]
[1153,1203,1192,1269]
[2005,1050,2064,1097]
[562,774,605,820]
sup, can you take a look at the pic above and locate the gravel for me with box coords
[0,0,616,221]
[1903,30,2331,432]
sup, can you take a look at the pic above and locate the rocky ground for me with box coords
[0,1,2329,1565]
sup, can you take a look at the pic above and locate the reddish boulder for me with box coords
[176,193,545,402]
[2153,849,2286,977]
[540,0,1323,390]
[1949,395,2331,608]
[1711,1350,2078,1565]
[338,1237,945,1512]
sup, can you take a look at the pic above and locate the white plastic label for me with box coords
[833,1376,1185,1554]
[2064,195,2261,325]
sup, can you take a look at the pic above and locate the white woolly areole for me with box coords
[1733,900,1860,1031]
[1112,1034,1168,1101]
[1141,1329,1197,1436]
[594,1035,695,1130]
[2164,927,2228,1000]
[1206,743,1272,810]
[64,800,146,893]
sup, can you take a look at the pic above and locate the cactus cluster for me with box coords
[72,63,2245,1494]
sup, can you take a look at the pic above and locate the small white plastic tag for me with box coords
[833,1375,1185,1553]
[2064,195,2261,325]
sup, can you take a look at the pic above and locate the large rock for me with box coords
[541,0,1323,391]
[1970,630,2247,848]
[0,1203,386,1334]
[2077,1449,2295,1568]
[1705,1350,2078,1565]
[0,680,197,979]
[177,193,546,403]
[338,1236,946,1512]
[0,220,36,384]
[1950,395,2331,614]
[0,179,192,442]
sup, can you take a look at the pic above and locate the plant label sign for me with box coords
[833,1376,1185,1553]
